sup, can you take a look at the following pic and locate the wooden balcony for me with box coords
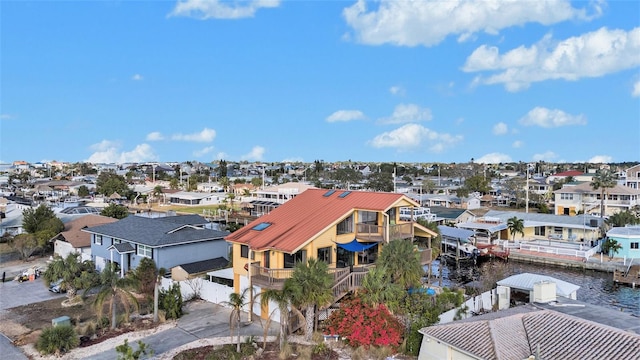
[356,222,415,243]
[249,263,350,290]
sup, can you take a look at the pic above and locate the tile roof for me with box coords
[55,214,118,248]
[84,214,229,247]
[225,189,419,253]
[553,181,640,195]
[420,307,640,360]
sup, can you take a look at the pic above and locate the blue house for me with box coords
[606,226,640,260]
[84,214,230,277]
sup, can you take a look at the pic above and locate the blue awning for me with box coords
[336,239,378,252]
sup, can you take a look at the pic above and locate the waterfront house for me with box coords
[606,226,640,260]
[225,188,437,321]
[553,182,640,216]
[51,214,118,262]
[458,210,603,245]
[85,214,230,278]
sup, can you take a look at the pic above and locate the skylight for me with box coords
[252,222,271,231]
[323,190,336,197]
[338,191,351,198]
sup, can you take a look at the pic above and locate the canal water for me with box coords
[425,259,640,317]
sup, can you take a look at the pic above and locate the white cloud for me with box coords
[519,107,586,128]
[378,104,432,124]
[475,152,512,164]
[0,114,14,120]
[493,122,508,135]
[532,151,558,162]
[241,146,265,161]
[464,27,640,91]
[146,132,164,141]
[132,74,143,81]
[169,0,280,19]
[171,128,216,142]
[216,152,229,160]
[282,157,304,163]
[343,0,595,47]
[588,155,613,163]
[369,123,462,152]
[193,146,214,157]
[389,85,405,96]
[326,110,366,123]
[633,79,640,97]
[512,140,524,148]
[86,141,157,163]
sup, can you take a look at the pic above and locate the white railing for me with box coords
[503,240,596,260]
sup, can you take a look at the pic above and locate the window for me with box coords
[113,239,121,245]
[337,214,354,235]
[284,250,306,268]
[94,235,102,245]
[137,244,152,258]
[631,242,639,250]
[240,245,249,258]
[535,226,546,236]
[359,211,378,225]
[252,222,271,231]
[317,247,332,264]
[560,193,574,200]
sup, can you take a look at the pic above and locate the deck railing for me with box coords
[250,264,351,290]
[356,222,416,242]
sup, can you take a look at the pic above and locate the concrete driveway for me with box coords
[0,277,66,311]
[86,300,280,360]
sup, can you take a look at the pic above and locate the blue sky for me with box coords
[1,0,639,165]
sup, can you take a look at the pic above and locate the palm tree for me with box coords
[590,170,616,219]
[507,216,525,241]
[223,287,250,353]
[360,265,403,308]
[288,259,333,341]
[152,185,164,205]
[93,264,139,330]
[259,281,298,351]
[378,239,422,289]
[601,238,623,259]
[43,253,97,301]
[219,176,230,193]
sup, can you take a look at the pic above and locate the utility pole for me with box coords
[525,164,530,213]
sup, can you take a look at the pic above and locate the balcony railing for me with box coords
[356,222,415,242]
[249,263,350,290]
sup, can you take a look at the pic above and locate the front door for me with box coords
[336,247,353,269]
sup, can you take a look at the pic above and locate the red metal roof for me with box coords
[553,170,584,177]
[225,189,419,253]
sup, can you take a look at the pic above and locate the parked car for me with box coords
[49,279,65,293]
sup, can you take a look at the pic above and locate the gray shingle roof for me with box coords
[420,307,640,360]
[177,257,229,274]
[84,215,229,247]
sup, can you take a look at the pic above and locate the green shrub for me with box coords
[36,325,79,355]
[159,283,183,319]
[116,339,153,360]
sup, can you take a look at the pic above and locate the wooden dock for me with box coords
[614,265,640,288]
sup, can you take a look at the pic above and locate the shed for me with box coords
[171,257,229,281]
[497,273,580,301]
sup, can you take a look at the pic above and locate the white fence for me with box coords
[438,289,498,324]
[502,240,600,260]
[160,277,235,306]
